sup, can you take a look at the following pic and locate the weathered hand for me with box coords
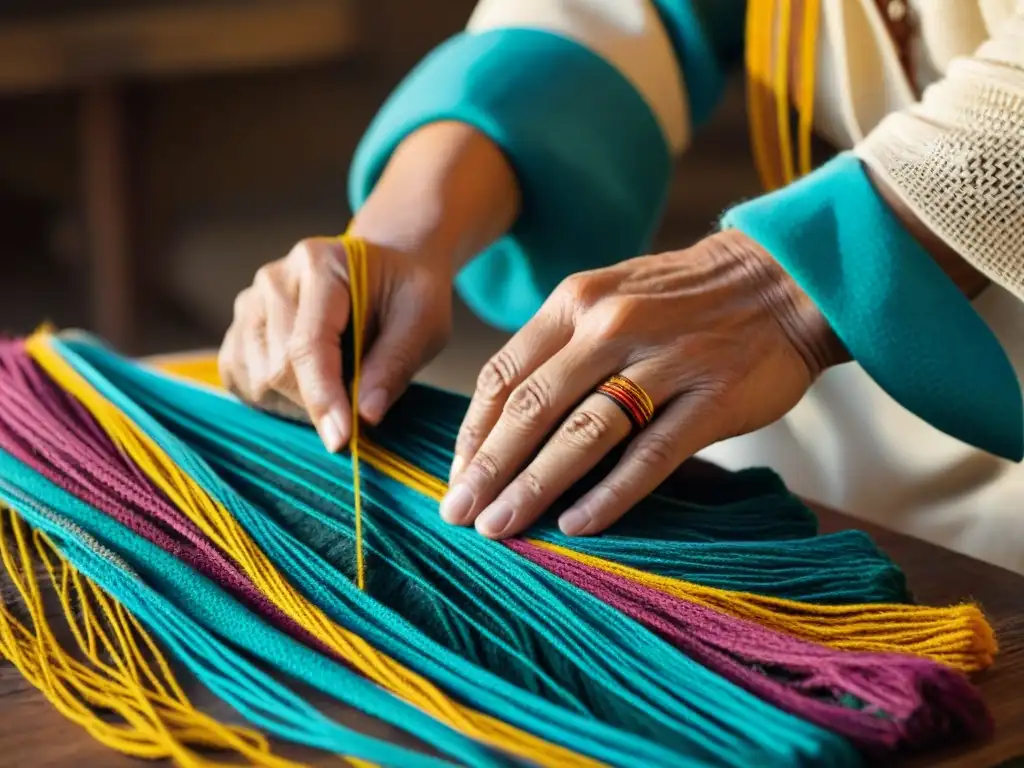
[441,230,845,538]
[218,237,452,452]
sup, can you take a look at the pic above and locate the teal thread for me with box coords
[53,335,862,768]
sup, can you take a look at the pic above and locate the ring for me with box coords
[595,374,654,429]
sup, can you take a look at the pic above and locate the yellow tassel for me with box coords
[342,232,369,592]
[26,331,599,768]
[530,540,996,673]
[746,0,821,189]
[151,350,998,674]
[0,506,299,767]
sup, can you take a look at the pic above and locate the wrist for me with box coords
[349,121,520,280]
[712,229,850,377]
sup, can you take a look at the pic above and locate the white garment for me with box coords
[461,0,1024,570]
[702,0,1024,574]
[700,286,1024,574]
[466,0,691,154]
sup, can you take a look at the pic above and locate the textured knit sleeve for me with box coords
[348,0,745,331]
[856,5,1024,303]
[721,6,1024,461]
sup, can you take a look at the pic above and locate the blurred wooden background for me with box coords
[0,0,760,357]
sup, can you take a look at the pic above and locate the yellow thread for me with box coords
[746,0,821,189]
[774,0,796,185]
[797,0,821,177]
[155,352,999,674]
[746,0,778,191]
[27,332,598,768]
[0,506,299,767]
[530,540,997,673]
[343,233,369,592]
[152,356,222,389]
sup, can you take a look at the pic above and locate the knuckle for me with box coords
[504,377,551,425]
[253,264,275,292]
[286,331,322,366]
[468,450,501,483]
[290,239,324,271]
[587,297,636,343]
[558,409,613,449]
[454,423,482,455]
[232,288,252,319]
[558,272,600,308]
[476,350,520,402]
[627,431,677,468]
[512,469,546,502]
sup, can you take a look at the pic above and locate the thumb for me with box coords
[356,298,448,425]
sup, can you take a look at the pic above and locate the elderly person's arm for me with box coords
[349,0,744,330]
[221,0,744,447]
[723,9,1024,461]
[447,7,1024,539]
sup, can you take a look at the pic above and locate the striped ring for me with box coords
[594,374,654,429]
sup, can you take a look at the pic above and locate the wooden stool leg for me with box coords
[81,82,134,352]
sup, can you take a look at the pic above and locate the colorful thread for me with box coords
[595,375,655,428]
[0,311,998,767]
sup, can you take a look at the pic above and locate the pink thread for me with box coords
[507,539,992,755]
[0,340,330,655]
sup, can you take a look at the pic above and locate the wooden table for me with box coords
[0,459,1022,767]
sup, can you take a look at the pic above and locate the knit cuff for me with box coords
[722,153,1023,460]
[348,29,671,332]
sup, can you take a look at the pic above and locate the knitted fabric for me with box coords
[857,10,1024,301]
[0,331,1000,766]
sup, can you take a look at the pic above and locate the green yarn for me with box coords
[0,458,484,767]
[54,335,862,768]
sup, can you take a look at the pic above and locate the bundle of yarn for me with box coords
[0,240,998,767]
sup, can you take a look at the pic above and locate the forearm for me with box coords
[349,1,744,331]
[348,121,519,279]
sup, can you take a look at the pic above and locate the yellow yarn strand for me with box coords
[0,506,298,767]
[343,233,369,591]
[746,0,821,189]
[797,0,821,177]
[153,352,999,675]
[773,0,796,186]
[746,0,779,191]
[26,333,599,768]
[529,540,996,673]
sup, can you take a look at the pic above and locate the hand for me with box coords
[219,121,520,452]
[218,237,453,451]
[441,230,846,538]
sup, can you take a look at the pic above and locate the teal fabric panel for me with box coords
[649,0,747,125]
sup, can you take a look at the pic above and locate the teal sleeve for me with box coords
[650,0,747,125]
[722,153,1023,461]
[349,29,670,332]
[349,4,742,332]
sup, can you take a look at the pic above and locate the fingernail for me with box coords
[318,407,347,453]
[476,500,514,537]
[558,507,591,536]
[360,388,388,424]
[449,455,465,484]
[440,484,475,525]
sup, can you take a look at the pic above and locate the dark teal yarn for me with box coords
[53,335,863,768]
[359,382,911,604]
[0,456,482,767]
